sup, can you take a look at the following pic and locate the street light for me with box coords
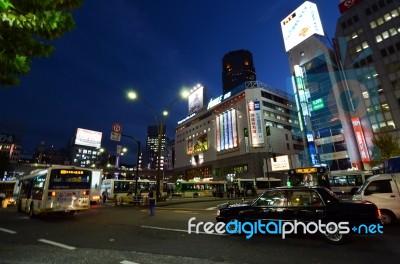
[126,89,189,202]
[120,134,141,201]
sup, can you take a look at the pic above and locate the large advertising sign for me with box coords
[75,128,102,148]
[271,155,291,171]
[0,134,14,144]
[351,117,370,163]
[187,133,208,154]
[188,86,204,114]
[216,109,238,152]
[248,101,264,147]
[281,1,325,52]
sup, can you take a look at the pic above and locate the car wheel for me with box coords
[193,193,199,198]
[17,201,22,212]
[324,224,346,245]
[29,202,35,218]
[380,210,395,225]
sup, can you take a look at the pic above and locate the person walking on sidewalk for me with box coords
[148,188,156,216]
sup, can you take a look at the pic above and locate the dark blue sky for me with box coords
[0,0,341,162]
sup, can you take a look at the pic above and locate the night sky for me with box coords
[0,0,341,162]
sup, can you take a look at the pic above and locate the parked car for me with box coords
[216,186,381,244]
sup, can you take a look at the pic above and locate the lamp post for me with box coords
[127,89,189,202]
[121,134,141,200]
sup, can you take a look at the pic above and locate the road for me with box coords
[0,199,400,264]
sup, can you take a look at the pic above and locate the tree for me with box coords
[0,152,14,177]
[371,133,400,165]
[0,0,83,86]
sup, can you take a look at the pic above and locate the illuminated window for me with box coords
[376,35,383,43]
[370,21,377,29]
[382,31,390,39]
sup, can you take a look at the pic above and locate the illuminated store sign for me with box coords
[271,155,291,171]
[351,117,370,163]
[312,98,325,111]
[248,101,264,147]
[207,91,232,110]
[281,1,325,51]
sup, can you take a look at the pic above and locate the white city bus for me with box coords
[329,170,373,195]
[16,166,92,217]
[100,179,159,205]
[233,178,282,196]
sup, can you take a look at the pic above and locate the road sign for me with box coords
[112,123,122,133]
[110,132,121,142]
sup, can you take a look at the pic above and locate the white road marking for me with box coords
[206,207,217,210]
[120,261,139,264]
[0,227,17,234]
[38,239,76,250]
[141,225,226,236]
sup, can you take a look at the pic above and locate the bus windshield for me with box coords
[48,169,91,189]
[287,167,330,189]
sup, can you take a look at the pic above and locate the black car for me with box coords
[216,186,382,244]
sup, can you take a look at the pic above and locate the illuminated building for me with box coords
[174,81,305,181]
[70,128,103,168]
[144,125,166,170]
[282,1,360,170]
[222,50,256,94]
[0,133,20,163]
[334,0,400,168]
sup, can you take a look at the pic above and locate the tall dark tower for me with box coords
[222,49,256,94]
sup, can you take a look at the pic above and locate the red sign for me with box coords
[339,0,363,14]
[112,123,122,133]
[351,117,370,163]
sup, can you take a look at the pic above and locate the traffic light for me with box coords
[272,153,277,162]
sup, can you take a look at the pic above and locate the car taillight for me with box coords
[377,209,382,219]
[82,191,89,196]
[48,191,56,197]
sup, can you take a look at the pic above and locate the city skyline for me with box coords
[0,1,340,162]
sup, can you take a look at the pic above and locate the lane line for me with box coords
[38,239,76,250]
[141,225,226,236]
[120,261,139,264]
[0,227,17,234]
[206,207,217,210]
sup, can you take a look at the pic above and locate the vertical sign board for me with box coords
[248,100,264,147]
[351,117,370,163]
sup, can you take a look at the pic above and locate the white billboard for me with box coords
[271,155,291,171]
[75,128,102,148]
[248,100,264,147]
[188,85,204,114]
[281,1,325,52]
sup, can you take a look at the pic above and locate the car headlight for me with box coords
[217,210,220,216]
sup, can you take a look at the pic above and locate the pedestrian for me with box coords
[148,188,156,216]
[102,190,107,204]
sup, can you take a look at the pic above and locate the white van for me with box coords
[353,173,400,224]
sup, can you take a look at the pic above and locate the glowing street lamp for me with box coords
[126,88,189,201]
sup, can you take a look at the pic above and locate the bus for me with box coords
[233,178,282,196]
[174,180,226,198]
[329,170,373,195]
[100,179,162,205]
[15,165,92,217]
[0,180,17,208]
[287,166,330,189]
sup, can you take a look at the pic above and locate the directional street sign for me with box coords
[110,132,121,142]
